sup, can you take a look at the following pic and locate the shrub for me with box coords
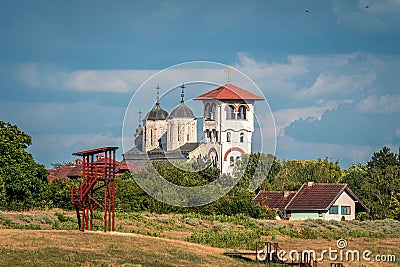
[185,217,202,227]
[187,229,261,250]
[212,221,232,231]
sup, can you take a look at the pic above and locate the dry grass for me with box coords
[0,210,399,266]
[0,229,255,266]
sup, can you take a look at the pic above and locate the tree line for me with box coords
[0,120,399,220]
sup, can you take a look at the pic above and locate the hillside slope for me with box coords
[0,229,254,266]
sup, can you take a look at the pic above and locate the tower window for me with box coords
[210,104,216,120]
[206,130,211,143]
[178,125,181,141]
[238,105,247,120]
[187,134,190,142]
[240,132,244,143]
[227,132,231,142]
[226,105,235,119]
[150,129,153,145]
[204,103,210,119]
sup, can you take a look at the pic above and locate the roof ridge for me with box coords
[284,183,305,210]
[326,184,347,210]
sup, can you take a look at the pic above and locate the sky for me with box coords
[0,0,399,168]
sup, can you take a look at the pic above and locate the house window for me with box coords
[341,206,351,215]
[329,205,339,214]
[240,132,244,143]
[230,156,234,166]
[318,211,323,218]
[226,105,235,119]
[238,105,247,120]
[227,132,231,142]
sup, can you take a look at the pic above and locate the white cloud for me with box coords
[272,101,340,136]
[235,52,308,97]
[357,95,400,113]
[299,73,375,98]
[17,63,157,93]
[234,53,380,105]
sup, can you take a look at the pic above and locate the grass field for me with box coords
[0,210,399,266]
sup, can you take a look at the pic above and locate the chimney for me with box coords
[307,181,314,187]
[283,190,290,198]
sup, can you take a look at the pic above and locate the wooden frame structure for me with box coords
[70,147,118,232]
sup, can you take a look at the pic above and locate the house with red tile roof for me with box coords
[48,154,141,181]
[254,182,369,221]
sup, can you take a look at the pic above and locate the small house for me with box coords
[254,182,369,221]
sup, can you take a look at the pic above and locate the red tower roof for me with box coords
[194,83,264,101]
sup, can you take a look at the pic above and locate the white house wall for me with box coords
[325,191,356,221]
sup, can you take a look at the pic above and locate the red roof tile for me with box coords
[286,183,347,210]
[254,183,369,215]
[47,159,141,180]
[194,84,264,101]
[285,183,369,212]
[254,190,296,215]
[117,161,141,173]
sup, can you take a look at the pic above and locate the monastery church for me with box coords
[123,73,264,174]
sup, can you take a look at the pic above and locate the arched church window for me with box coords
[230,156,234,166]
[210,104,216,120]
[204,103,210,119]
[240,132,244,143]
[177,125,181,141]
[238,105,247,120]
[227,132,231,142]
[206,130,211,143]
[150,129,153,145]
[226,105,235,119]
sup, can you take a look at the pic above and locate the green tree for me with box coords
[341,163,368,198]
[367,146,399,169]
[0,121,49,210]
[50,161,73,170]
[357,146,400,219]
[272,158,343,190]
[392,193,400,220]
[47,178,80,210]
[361,165,400,219]
[233,153,279,191]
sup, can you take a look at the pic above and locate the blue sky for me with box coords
[0,0,399,168]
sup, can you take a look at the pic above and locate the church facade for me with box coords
[123,82,263,174]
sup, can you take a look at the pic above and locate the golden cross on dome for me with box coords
[224,66,234,84]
